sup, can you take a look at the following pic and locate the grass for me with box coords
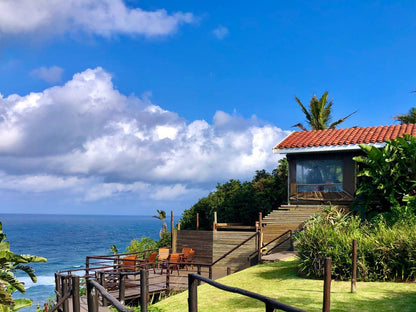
[153,257,416,312]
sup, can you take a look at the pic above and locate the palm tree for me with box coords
[393,107,416,124]
[153,209,167,238]
[293,91,356,131]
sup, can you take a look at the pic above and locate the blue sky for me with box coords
[0,1,415,216]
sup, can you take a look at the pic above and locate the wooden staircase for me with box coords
[261,205,321,252]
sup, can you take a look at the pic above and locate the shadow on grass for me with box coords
[255,259,301,280]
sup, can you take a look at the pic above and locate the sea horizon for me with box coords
[0,213,176,312]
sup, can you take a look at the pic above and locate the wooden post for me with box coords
[62,276,69,312]
[351,239,357,293]
[72,276,80,312]
[257,220,262,264]
[55,273,61,306]
[119,274,126,304]
[87,280,98,312]
[323,257,331,312]
[86,257,90,279]
[140,270,148,312]
[213,211,217,232]
[227,267,231,276]
[265,302,274,312]
[171,210,174,249]
[258,212,262,228]
[289,230,294,251]
[166,266,170,293]
[172,229,177,254]
[188,274,198,312]
[99,272,108,306]
[178,222,181,230]
[196,213,199,230]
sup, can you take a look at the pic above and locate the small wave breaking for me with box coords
[19,276,55,289]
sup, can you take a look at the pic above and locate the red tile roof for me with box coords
[274,124,416,150]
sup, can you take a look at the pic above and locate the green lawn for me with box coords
[153,257,416,312]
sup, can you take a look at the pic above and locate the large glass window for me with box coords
[296,160,343,192]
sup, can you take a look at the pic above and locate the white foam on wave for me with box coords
[19,276,55,289]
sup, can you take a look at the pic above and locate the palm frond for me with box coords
[329,111,357,129]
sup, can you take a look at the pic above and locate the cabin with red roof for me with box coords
[273,124,416,206]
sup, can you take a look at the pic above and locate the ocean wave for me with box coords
[19,276,55,289]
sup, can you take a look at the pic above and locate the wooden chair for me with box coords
[158,248,170,261]
[122,254,138,279]
[160,253,181,275]
[184,249,195,270]
[182,247,193,258]
[145,252,157,273]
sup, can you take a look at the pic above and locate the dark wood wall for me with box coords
[175,230,257,273]
[175,230,213,264]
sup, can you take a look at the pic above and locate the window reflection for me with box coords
[296,160,343,192]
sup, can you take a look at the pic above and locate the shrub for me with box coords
[126,237,158,253]
[296,206,416,281]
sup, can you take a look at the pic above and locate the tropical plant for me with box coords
[294,91,356,131]
[125,237,158,253]
[393,107,416,124]
[153,210,167,238]
[0,222,47,311]
[353,134,416,221]
[296,206,416,281]
[109,245,119,255]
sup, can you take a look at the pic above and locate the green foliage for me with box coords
[110,245,119,255]
[297,206,416,281]
[294,91,355,131]
[180,160,288,230]
[156,232,171,248]
[0,222,46,311]
[126,237,158,253]
[393,107,416,124]
[36,296,55,312]
[0,299,32,312]
[353,134,416,221]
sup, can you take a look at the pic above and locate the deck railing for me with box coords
[188,273,307,312]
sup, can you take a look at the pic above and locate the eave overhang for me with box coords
[273,142,386,154]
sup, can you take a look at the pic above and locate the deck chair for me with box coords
[122,254,138,279]
[145,252,157,273]
[160,253,181,275]
[184,249,195,270]
[158,248,170,261]
[182,247,193,258]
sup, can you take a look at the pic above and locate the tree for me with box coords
[180,160,288,230]
[393,107,416,124]
[294,91,356,131]
[153,210,167,238]
[0,222,46,311]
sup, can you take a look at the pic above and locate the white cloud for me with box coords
[0,171,84,193]
[0,0,195,38]
[31,66,64,83]
[0,67,290,205]
[213,25,229,39]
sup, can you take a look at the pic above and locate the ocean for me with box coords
[0,214,167,312]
